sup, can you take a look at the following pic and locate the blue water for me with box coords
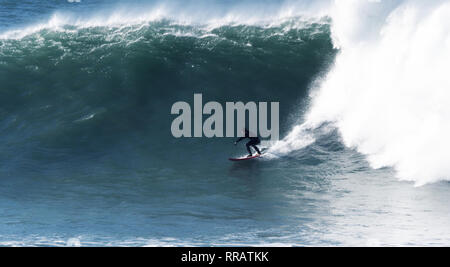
[0,0,449,246]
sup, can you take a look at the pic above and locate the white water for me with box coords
[274,0,450,186]
[0,0,331,39]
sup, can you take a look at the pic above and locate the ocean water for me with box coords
[0,0,449,246]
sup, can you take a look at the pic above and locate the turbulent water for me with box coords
[0,0,449,246]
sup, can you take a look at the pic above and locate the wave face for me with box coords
[274,0,450,186]
[0,4,335,176]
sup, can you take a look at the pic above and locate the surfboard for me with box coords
[229,154,262,161]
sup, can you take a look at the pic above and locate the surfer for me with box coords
[234,128,261,157]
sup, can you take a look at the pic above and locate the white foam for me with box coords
[268,123,316,157]
[304,0,450,185]
[66,237,82,247]
[0,0,332,39]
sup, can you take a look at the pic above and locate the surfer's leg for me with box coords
[245,141,253,156]
[252,145,261,155]
[250,139,261,155]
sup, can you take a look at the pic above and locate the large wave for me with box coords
[273,0,450,186]
[0,0,335,176]
[3,0,448,186]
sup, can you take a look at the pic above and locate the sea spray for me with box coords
[277,0,450,185]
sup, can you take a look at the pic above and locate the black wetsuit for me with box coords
[236,131,261,156]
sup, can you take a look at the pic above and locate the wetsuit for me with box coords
[235,131,261,156]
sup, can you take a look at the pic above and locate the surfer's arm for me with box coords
[234,137,246,145]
